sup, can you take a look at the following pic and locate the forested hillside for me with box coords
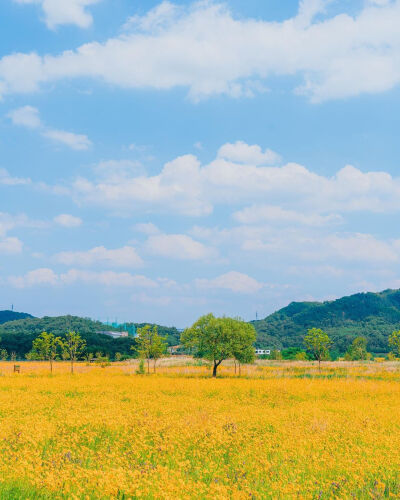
[253,289,400,354]
[0,310,33,324]
[0,314,180,359]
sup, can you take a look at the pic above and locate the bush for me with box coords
[136,359,145,375]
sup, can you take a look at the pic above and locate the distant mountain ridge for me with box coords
[252,288,400,354]
[3,287,400,356]
[0,310,33,325]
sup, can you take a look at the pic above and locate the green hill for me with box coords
[0,314,180,359]
[0,310,33,325]
[253,289,400,354]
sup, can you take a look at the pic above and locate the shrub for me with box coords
[136,359,145,375]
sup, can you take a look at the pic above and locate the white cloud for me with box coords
[2,1,400,101]
[0,168,31,186]
[54,214,83,227]
[55,246,143,268]
[296,0,333,27]
[9,268,58,288]
[233,204,342,226]
[71,153,212,216]
[60,269,156,288]
[42,129,91,151]
[13,0,102,29]
[0,236,23,255]
[324,234,399,263]
[7,105,41,128]
[218,141,281,165]
[191,223,400,265]
[1,211,48,231]
[195,271,264,294]
[8,106,92,151]
[59,143,400,217]
[145,233,216,260]
[134,222,160,235]
[8,268,157,288]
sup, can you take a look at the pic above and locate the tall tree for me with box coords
[389,330,400,358]
[181,314,256,377]
[230,318,256,376]
[304,328,332,372]
[61,332,86,374]
[345,336,370,361]
[30,332,61,373]
[133,325,167,374]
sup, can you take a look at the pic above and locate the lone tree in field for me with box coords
[345,336,370,361]
[388,330,400,358]
[133,325,167,374]
[61,331,86,374]
[181,314,256,377]
[30,332,61,373]
[230,318,256,376]
[304,328,332,372]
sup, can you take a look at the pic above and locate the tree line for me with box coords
[2,315,400,377]
[291,327,400,370]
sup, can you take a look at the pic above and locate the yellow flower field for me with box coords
[0,360,400,499]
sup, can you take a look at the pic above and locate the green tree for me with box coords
[181,314,256,377]
[345,336,370,361]
[30,332,61,373]
[304,328,332,371]
[270,349,282,360]
[132,325,167,374]
[230,318,256,376]
[61,332,86,374]
[0,348,7,361]
[389,330,400,358]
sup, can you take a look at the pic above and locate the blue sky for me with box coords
[1,0,400,327]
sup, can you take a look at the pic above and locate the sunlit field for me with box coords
[1,360,400,499]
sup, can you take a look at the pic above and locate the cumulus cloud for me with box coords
[55,246,143,268]
[55,143,400,217]
[9,268,58,288]
[218,141,281,165]
[7,105,41,128]
[54,214,83,227]
[71,154,212,216]
[191,224,400,264]
[8,106,92,151]
[8,268,157,288]
[13,0,102,29]
[0,237,23,255]
[0,168,31,186]
[145,233,216,260]
[233,205,342,226]
[2,1,400,101]
[195,271,264,294]
[0,212,48,254]
[42,129,92,151]
[60,269,156,288]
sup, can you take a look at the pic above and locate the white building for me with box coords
[96,331,128,339]
[255,348,271,356]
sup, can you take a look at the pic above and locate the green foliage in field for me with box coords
[253,288,400,354]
